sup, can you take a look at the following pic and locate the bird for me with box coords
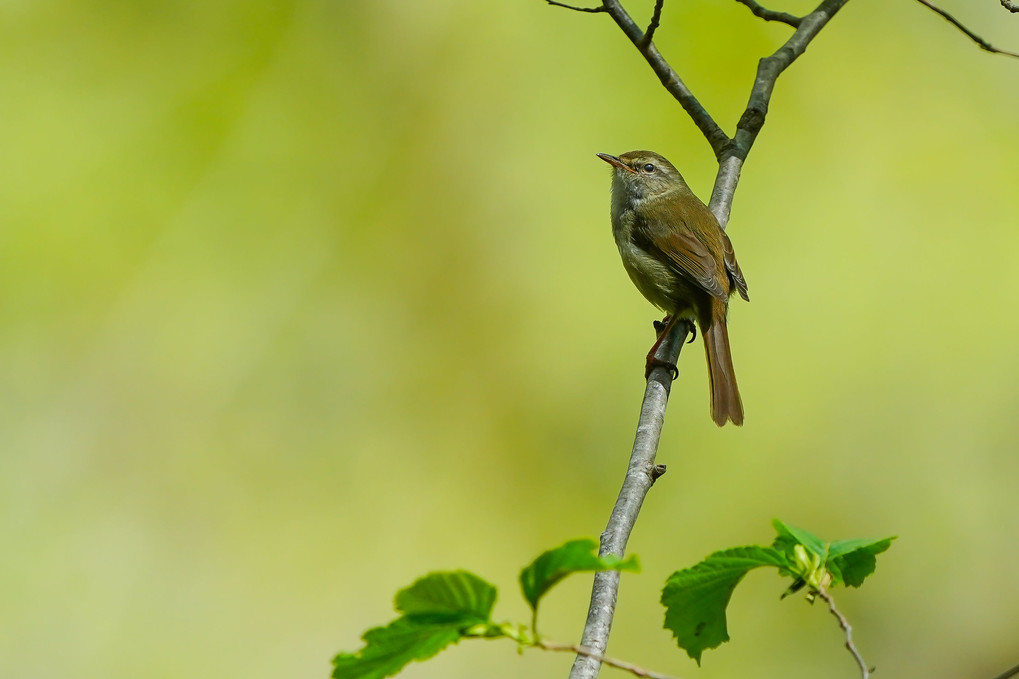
[598,150,749,426]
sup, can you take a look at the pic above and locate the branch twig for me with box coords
[816,589,872,679]
[545,3,851,678]
[1003,0,1019,13]
[913,0,1019,58]
[733,0,803,27]
[541,641,680,679]
[567,328,685,679]
[599,0,729,155]
[711,0,849,226]
[639,0,666,48]
[990,663,1019,679]
[544,0,607,12]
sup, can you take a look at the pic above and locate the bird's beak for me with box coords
[597,153,636,173]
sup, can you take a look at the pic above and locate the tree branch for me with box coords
[567,326,686,679]
[913,0,1019,58]
[816,589,872,679]
[990,663,1019,679]
[544,0,607,12]
[1002,0,1019,13]
[733,0,803,27]
[541,640,680,679]
[710,0,849,226]
[639,0,666,48]
[599,0,729,155]
[543,3,851,677]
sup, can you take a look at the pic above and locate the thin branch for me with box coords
[540,641,680,679]
[544,0,607,12]
[913,0,1019,58]
[733,0,803,27]
[710,0,849,226]
[990,663,1019,679]
[567,326,687,679]
[816,589,872,679]
[1003,0,1019,13]
[600,0,729,155]
[548,3,850,677]
[639,0,666,48]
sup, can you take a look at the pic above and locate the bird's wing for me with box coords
[721,231,749,302]
[631,214,729,303]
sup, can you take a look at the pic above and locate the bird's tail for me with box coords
[702,305,744,427]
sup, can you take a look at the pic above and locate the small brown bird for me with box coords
[598,150,749,426]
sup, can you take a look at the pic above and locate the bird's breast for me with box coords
[615,238,689,315]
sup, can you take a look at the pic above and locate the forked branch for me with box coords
[543,2,850,678]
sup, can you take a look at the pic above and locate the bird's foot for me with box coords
[683,319,696,344]
[645,357,679,381]
[652,316,696,344]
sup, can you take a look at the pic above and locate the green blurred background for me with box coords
[3,0,1018,677]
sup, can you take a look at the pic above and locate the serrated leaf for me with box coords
[660,546,787,664]
[396,571,496,620]
[333,571,497,679]
[831,538,894,587]
[519,539,640,611]
[332,616,468,679]
[771,522,895,588]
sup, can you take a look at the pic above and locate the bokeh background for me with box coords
[3,1,1018,678]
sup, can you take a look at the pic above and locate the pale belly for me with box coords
[616,239,695,318]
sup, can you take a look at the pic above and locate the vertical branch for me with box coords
[544,2,855,677]
[567,327,685,679]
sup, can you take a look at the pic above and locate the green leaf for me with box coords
[519,538,640,612]
[396,571,496,620]
[771,519,826,559]
[660,546,787,664]
[830,538,894,587]
[771,521,895,588]
[332,572,498,679]
[333,617,468,679]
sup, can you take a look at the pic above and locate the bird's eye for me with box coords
[643,163,656,173]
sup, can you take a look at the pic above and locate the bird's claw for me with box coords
[684,320,697,344]
[645,357,679,381]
